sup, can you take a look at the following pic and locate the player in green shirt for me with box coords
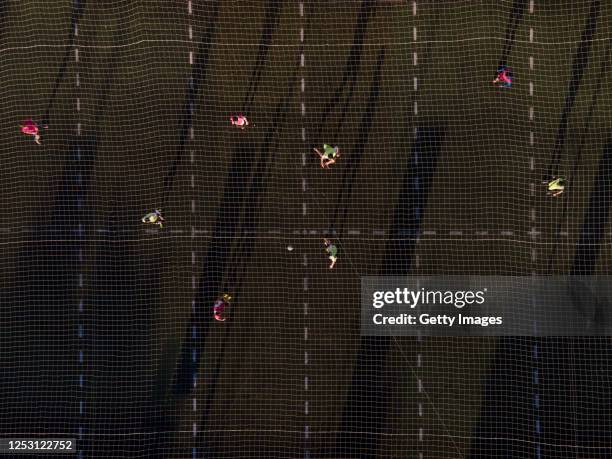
[545,176,566,198]
[323,238,338,269]
[313,144,341,168]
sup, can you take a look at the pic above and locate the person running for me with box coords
[230,114,250,130]
[545,176,566,198]
[492,66,513,88]
[142,209,165,228]
[323,238,338,269]
[313,144,341,168]
[20,118,48,145]
[213,293,231,322]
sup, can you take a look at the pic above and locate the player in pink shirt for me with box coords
[213,293,231,322]
[230,114,250,130]
[492,66,513,88]
[20,118,47,145]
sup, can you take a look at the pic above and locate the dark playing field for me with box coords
[1,1,611,458]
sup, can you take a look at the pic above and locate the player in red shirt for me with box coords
[230,114,250,130]
[492,66,513,88]
[20,118,48,145]
[213,293,231,321]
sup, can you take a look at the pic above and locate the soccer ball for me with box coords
[287,246,293,251]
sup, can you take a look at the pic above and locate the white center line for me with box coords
[528,5,540,455]
[75,18,84,459]
[300,4,309,449]
[187,1,197,453]
[413,6,424,456]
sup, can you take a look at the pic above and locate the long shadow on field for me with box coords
[0,135,94,442]
[153,29,294,459]
[242,0,283,113]
[41,0,87,132]
[334,123,444,458]
[312,0,377,145]
[331,47,385,232]
[550,142,612,459]
[469,146,612,459]
[148,5,223,453]
[161,0,220,209]
[496,0,527,73]
[539,142,612,458]
[468,336,536,458]
[168,66,296,459]
[547,39,611,275]
[545,0,601,180]
[571,142,612,275]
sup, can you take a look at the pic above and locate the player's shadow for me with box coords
[2,135,95,437]
[334,122,445,459]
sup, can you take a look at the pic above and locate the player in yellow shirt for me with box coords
[545,176,566,198]
[142,209,165,228]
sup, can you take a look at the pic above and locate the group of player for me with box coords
[493,66,567,197]
[21,67,565,321]
[141,114,338,320]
